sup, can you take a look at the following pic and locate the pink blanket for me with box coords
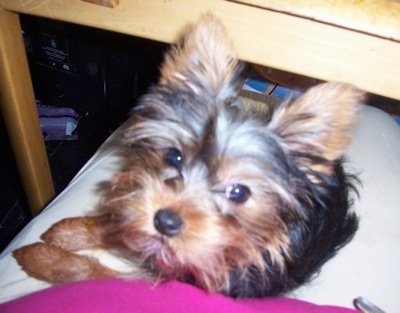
[0,279,357,313]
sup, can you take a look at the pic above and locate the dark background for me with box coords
[0,15,166,251]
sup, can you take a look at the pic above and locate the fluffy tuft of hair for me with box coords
[158,13,242,104]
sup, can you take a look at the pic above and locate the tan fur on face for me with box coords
[214,158,293,263]
[104,162,270,292]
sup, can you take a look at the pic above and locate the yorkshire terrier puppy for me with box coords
[14,13,365,298]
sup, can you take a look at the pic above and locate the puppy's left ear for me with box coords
[268,82,365,173]
[158,13,241,103]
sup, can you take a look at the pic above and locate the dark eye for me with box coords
[164,148,183,170]
[225,184,251,204]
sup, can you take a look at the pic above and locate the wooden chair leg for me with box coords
[0,8,55,215]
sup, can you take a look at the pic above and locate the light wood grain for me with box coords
[239,0,400,41]
[81,0,119,9]
[0,7,55,215]
[1,0,399,100]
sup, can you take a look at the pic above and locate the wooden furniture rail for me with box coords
[1,0,399,215]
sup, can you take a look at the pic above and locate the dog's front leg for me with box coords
[41,214,111,251]
[13,242,121,283]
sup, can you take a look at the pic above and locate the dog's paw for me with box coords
[41,215,110,251]
[13,242,120,283]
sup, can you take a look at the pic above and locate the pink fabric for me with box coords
[0,279,357,313]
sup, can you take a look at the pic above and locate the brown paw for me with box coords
[41,215,110,251]
[13,242,120,283]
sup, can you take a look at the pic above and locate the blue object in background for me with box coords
[244,76,303,100]
[245,77,273,93]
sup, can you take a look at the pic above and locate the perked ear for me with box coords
[268,82,365,173]
[158,13,241,103]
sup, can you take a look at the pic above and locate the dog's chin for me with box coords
[117,218,275,297]
[120,232,223,289]
[126,234,178,274]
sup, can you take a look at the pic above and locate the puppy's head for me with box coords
[106,14,364,297]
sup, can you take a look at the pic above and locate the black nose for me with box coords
[154,208,183,237]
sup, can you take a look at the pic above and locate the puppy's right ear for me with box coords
[158,13,241,104]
